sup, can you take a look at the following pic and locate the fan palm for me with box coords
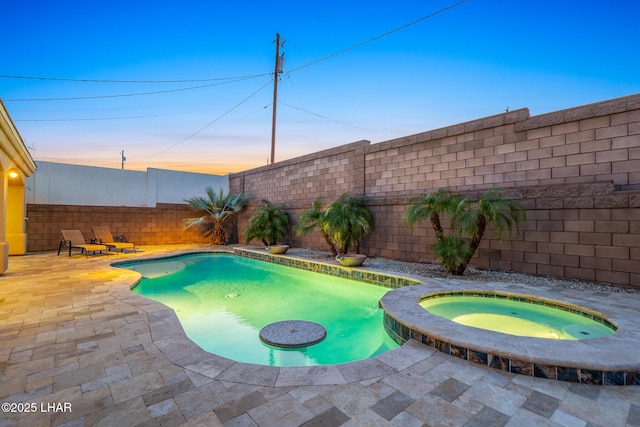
[183,187,249,245]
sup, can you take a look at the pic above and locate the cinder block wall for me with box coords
[26,203,216,252]
[231,94,640,288]
[232,140,369,242]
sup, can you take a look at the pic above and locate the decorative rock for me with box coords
[259,320,327,348]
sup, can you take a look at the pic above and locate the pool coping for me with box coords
[111,247,640,386]
[233,246,423,288]
[380,280,640,386]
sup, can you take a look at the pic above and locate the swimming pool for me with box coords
[120,253,397,366]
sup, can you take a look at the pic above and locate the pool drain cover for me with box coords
[259,320,327,348]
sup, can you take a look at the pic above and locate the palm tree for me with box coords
[405,187,526,275]
[322,194,373,255]
[294,197,338,257]
[183,187,249,245]
[455,187,526,268]
[244,200,290,247]
[405,188,460,242]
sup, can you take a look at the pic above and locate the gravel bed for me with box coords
[283,247,639,294]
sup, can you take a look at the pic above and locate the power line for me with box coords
[3,1,468,103]
[4,76,259,102]
[4,1,469,156]
[146,79,272,159]
[0,72,271,84]
[13,111,192,122]
[288,0,469,74]
[279,101,379,133]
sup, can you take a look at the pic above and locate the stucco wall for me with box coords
[1,98,37,272]
[27,161,228,207]
[230,93,640,288]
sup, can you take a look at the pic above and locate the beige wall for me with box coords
[231,93,640,288]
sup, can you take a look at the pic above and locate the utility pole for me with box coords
[120,150,126,170]
[270,33,284,164]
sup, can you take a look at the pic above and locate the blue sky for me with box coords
[2,0,639,174]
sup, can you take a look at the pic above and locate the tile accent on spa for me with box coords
[234,248,421,288]
[383,312,636,385]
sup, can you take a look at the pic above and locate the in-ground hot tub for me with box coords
[380,282,640,385]
[419,291,616,340]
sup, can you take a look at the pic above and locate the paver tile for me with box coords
[461,380,527,416]
[557,391,627,427]
[406,394,473,426]
[369,390,415,420]
[247,393,313,427]
[521,390,560,419]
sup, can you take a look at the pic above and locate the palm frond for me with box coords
[244,200,290,246]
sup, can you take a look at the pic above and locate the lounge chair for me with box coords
[58,230,108,257]
[92,226,136,253]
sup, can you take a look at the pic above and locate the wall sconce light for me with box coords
[8,169,19,179]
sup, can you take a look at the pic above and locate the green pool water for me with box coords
[420,295,615,340]
[122,253,397,366]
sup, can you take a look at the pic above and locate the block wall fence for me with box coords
[25,204,221,252]
[230,94,640,289]
[24,164,229,252]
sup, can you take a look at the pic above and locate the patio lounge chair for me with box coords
[92,226,136,253]
[58,230,108,257]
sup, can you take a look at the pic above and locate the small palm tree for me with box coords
[184,187,249,245]
[294,197,338,257]
[432,235,473,275]
[406,188,526,275]
[456,187,526,262]
[322,194,373,255]
[405,188,460,241]
[244,200,290,247]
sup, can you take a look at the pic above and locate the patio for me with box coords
[1,245,639,426]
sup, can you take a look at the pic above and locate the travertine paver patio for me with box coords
[1,245,639,427]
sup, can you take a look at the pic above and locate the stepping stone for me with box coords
[259,320,327,348]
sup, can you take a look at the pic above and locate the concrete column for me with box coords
[6,177,27,255]
[0,168,8,273]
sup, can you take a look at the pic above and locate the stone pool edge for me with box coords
[233,246,423,289]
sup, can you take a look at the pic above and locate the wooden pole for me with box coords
[270,33,281,164]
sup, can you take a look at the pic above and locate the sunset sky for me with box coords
[2,0,639,175]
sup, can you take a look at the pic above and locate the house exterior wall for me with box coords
[230,93,640,288]
[1,98,37,273]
